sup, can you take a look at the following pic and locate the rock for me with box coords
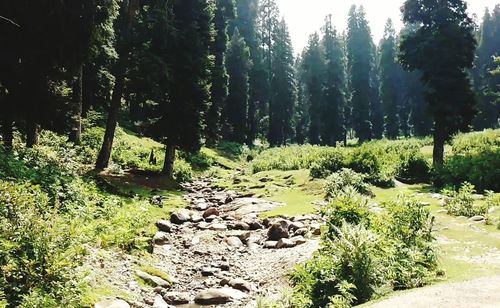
[276,238,296,249]
[153,232,170,245]
[170,212,189,225]
[470,215,485,222]
[437,209,448,214]
[192,200,209,211]
[228,278,252,292]
[232,221,250,231]
[226,236,244,247]
[194,288,247,305]
[290,236,307,246]
[205,215,218,222]
[156,220,172,233]
[153,295,173,308]
[418,202,431,207]
[163,292,190,305]
[237,232,252,243]
[289,221,305,231]
[201,267,220,276]
[267,220,290,240]
[247,220,264,230]
[94,299,130,308]
[218,261,230,271]
[150,195,164,207]
[263,241,278,249]
[190,214,204,223]
[203,207,220,218]
[135,270,170,288]
[294,228,308,236]
[310,223,322,236]
[209,223,228,231]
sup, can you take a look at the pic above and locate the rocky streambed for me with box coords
[96,179,323,308]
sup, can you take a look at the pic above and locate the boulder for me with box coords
[190,214,204,223]
[232,221,250,231]
[94,299,130,308]
[156,220,172,233]
[263,241,278,249]
[194,288,247,305]
[203,207,220,218]
[310,223,322,236]
[135,270,170,288]
[226,236,244,247]
[267,220,290,240]
[276,238,296,249]
[153,295,173,308]
[163,292,190,305]
[290,236,307,246]
[228,278,253,292]
[209,223,228,231]
[153,232,170,246]
[247,220,264,230]
[170,212,189,225]
[294,228,308,236]
[289,221,305,232]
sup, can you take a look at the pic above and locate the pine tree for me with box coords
[269,18,296,146]
[206,0,234,146]
[347,5,374,142]
[370,42,384,140]
[379,19,401,139]
[223,29,251,144]
[473,5,500,130]
[400,0,477,167]
[158,0,213,177]
[321,15,347,146]
[302,33,325,145]
[294,54,309,144]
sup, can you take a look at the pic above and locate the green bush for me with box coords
[324,169,372,199]
[292,196,438,307]
[217,141,245,157]
[451,129,500,155]
[182,150,215,170]
[309,150,346,178]
[396,150,431,184]
[322,187,372,239]
[0,181,81,307]
[442,182,490,217]
[173,159,193,183]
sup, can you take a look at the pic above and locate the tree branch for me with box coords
[0,15,20,27]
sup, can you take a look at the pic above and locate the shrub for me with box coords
[0,181,81,307]
[173,159,193,183]
[324,169,372,199]
[291,223,379,307]
[217,141,245,157]
[442,182,490,217]
[181,150,215,170]
[292,196,438,307]
[309,150,346,178]
[396,151,431,184]
[322,187,372,239]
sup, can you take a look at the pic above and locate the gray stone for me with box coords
[289,221,305,231]
[294,228,308,236]
[190,214,204,223]
[228,278,252,292]
[263,241,278,249]
[201,267,220,276]
[135,270,170,288]
[226,236,244,247]
[209,223,228,231]
[194,288,247,305]
[153,232,170,246]
[470,215,486,222]
[163,292,190,305]
[156,220,172,233]
[267,220,290,240]
[170,212,189,225]
[232,221,250,231]
[276,238,296,249]
[247,220,264,230]
[310,223,322,236]
[153,295,173,308]
[290,236,307,246]
[94,299,130,308]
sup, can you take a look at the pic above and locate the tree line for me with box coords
[0,0,498,174]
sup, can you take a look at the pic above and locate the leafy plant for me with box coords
[443,182,490,217]
[324,169,372,199]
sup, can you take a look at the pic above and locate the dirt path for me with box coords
[140,179,322,307]
[366,276,500,308]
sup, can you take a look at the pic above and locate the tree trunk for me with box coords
[26,121,39,148]
[95,0,139,170]
[69,65,83,145]
[433,118,445,168]
[1,120,14,149]
[82,65,92,118]
[162,142,176,178]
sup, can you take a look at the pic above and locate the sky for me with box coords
[275,0,499,53]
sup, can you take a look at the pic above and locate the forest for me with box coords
[0,0,499,307]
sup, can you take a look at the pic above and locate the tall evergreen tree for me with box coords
[268,18,296,146]
[379,19,401,139]
[223,29,251,144]
[294,54,309,144]
[321,15,347,145]
[206,0,234,146]
[302,33,325,145]
[473,5,500,130]
[347,5,374,142]
[370,41,384,140]
[157,0,213,177]
[400,0,477,167]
